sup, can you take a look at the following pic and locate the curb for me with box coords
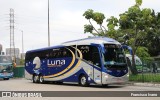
[127,82,160,87]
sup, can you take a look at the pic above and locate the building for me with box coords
[0,44,2,52]
[6,48,20,58]
[20,53,26,60]
[0,44,5,55]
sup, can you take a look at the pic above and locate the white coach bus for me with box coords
[25,37,129,86]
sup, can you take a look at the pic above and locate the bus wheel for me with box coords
[33,74,38,83]
[102,84,108,87]
[56,81,63,84]
[3,78,9,80]
[39,75,44,84]
[79,75,89,87]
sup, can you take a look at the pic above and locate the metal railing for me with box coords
[129,61,160,83]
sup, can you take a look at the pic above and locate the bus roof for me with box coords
[26,45,64,53]
[27,37,120,53]
[62,37,120,46]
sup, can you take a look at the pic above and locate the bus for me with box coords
[25,37,129,86]
[125,54,151,73]
[126,54,143,73]
[0,55,14,80]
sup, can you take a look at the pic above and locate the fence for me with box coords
[13,66,25,78]
[129,61,160,83]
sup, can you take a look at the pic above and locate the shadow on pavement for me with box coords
[30,81,126,89]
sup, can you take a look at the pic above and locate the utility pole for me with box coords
[21,30,24,54]
[9,8,16,62]
[20,30,24,60]
[48,0,50,47]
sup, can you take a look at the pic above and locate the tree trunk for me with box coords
[131,51,138,75]
[89,19,100,34]
[129,24,138,75]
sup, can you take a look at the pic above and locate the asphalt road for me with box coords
[0,78,160,100]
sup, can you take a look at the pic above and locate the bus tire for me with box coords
[3,78,9,80]
[102,84,108,87]
[39,75,45,84]
[57,81,63,84]
[79,75,89,87]
[33,74,38,83]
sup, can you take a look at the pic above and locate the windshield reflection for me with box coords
[0,56,12,63]
[104,44,127,68]
[0,65,12,72]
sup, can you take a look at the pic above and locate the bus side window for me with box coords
[77,45,91,61]
[77,45,101,67]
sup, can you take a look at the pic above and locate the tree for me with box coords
[144,10,160,56]
[106,16,119,38]
[119,0,154,74]
[83,9,107,36]
[83,0,159,75]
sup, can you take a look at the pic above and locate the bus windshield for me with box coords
[103,44,127,68]
[0,65,12,73]
[0,56,12,63]
[0,56,12,73]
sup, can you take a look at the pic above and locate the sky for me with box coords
[0,0,160,53]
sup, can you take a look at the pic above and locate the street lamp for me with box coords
[48,0,50,47]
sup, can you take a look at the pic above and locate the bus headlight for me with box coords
[88,77,91,81]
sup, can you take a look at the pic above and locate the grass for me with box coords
[129,73,160,83]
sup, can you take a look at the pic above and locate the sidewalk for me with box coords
[128,82,160,87]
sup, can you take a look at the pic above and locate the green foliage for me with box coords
[20,59,25,65]
[83,0,160,58]
[83,9,94,19]
[144,11,160,56]
[118,0,154,74]
[92,12,105,25]
[106,16,119,38]
[83,9,106,35]
[129,74,160,82]
[136,47,151,60]
[107,16,118,30]
[135,0,142,6]
[84,24,93,33]
[83,9,105,25]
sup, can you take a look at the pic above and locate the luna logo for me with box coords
[47,59,65,67]
[33,57,41,69]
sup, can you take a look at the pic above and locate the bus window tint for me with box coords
[25,47,74,62]
[48,47,72,58]
[77,45,90,61]
[104,44,126,68]
[77,45,101,67]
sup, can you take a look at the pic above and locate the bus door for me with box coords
[91,44,102,84]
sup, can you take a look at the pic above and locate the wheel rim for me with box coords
[33,75,38,82]
[39,76,43,83]
[81,76,86,85]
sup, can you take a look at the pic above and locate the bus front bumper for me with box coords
[0,72,13,79]
[102,73,129,84]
